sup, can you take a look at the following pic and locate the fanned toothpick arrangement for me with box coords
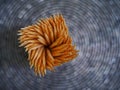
[18,14,78,76]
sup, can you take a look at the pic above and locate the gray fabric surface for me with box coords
[0,0,120,90]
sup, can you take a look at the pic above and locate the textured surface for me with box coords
[0,0,120,90]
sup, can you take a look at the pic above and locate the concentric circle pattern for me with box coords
[0,0,120,90]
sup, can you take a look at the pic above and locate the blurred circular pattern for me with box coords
[0,0,120,90]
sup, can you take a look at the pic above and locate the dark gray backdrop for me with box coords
[0,0,120,90]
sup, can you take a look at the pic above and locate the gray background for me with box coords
[0,0,120,90]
